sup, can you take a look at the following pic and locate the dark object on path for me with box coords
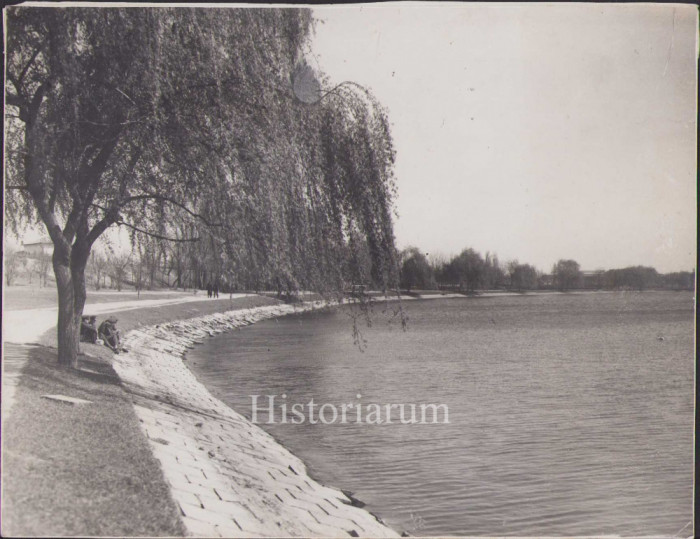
[213,282,219,298]
[207,282,213,298]
[98,317,122,353]
[80,315,98,344]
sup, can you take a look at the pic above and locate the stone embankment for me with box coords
[112,302,399,538]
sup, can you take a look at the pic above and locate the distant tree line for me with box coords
[84,226,388,295]
[597,266,694,291]
[399,247,694,293]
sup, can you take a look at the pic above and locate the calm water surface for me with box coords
[188,292,694,536]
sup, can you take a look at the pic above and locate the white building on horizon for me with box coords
[21,239,53,258]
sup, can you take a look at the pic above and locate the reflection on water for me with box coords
[188,292,694,536]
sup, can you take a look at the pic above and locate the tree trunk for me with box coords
[54,239,91,368]
[54,252,80,367]
[72,251,89,330]
[149,257,155,289]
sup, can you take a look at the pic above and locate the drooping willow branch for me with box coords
[119,193,224,227]
[90,202,200,243]
[316,80,375,103]
[115,219,200,243]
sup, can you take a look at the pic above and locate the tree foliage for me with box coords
[442,248,484,293]
[400,247,435,291]
[552,259,583,291]
[601,266,659,291]
[658,270,694,291]
[481,252,505,289]
[5,7,398,365]
[508,262,538,291]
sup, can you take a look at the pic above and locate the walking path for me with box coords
[1,295,249,421]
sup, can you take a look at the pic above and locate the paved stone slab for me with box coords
[112,302,399,538]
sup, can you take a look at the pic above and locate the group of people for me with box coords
[206,282,219,298]
[80,315,126,353]
[81,282,222,353]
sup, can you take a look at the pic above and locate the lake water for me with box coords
[188,291,694,536]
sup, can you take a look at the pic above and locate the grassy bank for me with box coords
[2,294,282,537]
[2,345,186,537]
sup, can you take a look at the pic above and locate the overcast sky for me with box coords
[310,3,697,273]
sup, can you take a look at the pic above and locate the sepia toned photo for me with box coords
[2,2,696,537]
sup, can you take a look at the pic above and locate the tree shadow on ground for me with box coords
[1,345,185,537]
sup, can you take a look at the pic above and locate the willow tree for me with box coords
[206,76,399,297]
[5,6,399,367]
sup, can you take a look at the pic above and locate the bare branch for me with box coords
[79,118,146,127]
[86,212,119,247]
[66,126,124,240]
[79,148,141,247]
[115,87,136,106]
[63,168,87,244]
[83,124,122,181]
[26,82,50,124]
[119,193,224,227]
[5,148,29,156]
[6,71,21,91]
[5,93,25,109]
[117,148,143,200]
[48,169,62,213]
[17,41,46,87]
[116,220,200,243]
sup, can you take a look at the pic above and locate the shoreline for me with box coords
[112,300,401,538]
[4,290,691,536]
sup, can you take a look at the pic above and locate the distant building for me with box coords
[21,239,53,258]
